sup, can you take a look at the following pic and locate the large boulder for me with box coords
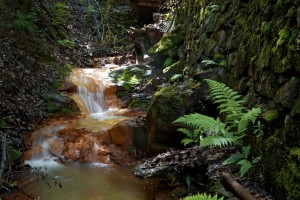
[146,80,208,153]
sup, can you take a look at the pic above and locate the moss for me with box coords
[291,95,300,116]
[258,41,271,69]
[51,80,63,89]
[262,109,279,122]
[129,99,148,111]
[109,65,153,90]
[42,93,79,114]
[149,30,184,54]
[8,149,22,164]
[155,85,177,98]
[148,85,187,127]
[277,161,300,200]
[163,60,185,74]
[290,148,300,160]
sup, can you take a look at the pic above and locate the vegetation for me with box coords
[185,193,223,200]
[175,79,261,148]
[175,79,262,176]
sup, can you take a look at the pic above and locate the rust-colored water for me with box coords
[20,67,156,200]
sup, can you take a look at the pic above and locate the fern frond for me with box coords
[185,193,224,200]
[200,134,238,147]
[242,146,251,159]
[205,79,245,123]
[177,128,194,137]
[237,159,252,177]
[222,153,244,165]
[174,113,226,135]
[238,108,261,133]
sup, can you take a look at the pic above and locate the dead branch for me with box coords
[222,172,258,200]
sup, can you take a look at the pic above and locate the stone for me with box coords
[109,121,134,151]
[275,77,300,109]
[48,138,64,156]
[291,94,300,116]
[218,30,227,46]
[257,71,279,99]
[57,80,77,93]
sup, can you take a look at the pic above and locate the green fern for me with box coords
[175,79,262,176]
[174,80,261,148]
[174,113,238,147]
[222,146,261,177]
[205,79,245,124]
[185,193,224,200]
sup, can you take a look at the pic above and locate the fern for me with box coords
[174,114,239,147]
[200,134,237,148]
[205,79,245,124]
[175,79,263,177]
[222,146,261,177]
[238,108,261,134]
[185,193,224,200]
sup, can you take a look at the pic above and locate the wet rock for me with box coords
[22,146,43,160]
[109,121,134,151]
[109,118,148,153]
[48,138,64,156]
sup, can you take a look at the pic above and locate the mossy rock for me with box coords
[163,60,185,75]
[275,77,300,110]
[262,109,279,122]
[41,92,79,114]
[146,80,203,152]
[292,94,300,116]
[277,160,300,200]
[109,65,156,91]
[129,99,148,111]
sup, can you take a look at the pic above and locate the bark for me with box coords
[222,172,258,200]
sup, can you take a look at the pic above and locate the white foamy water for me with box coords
[77,85,106,113]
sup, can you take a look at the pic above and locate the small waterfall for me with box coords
[71,69,108,114]
[77,85,106,113]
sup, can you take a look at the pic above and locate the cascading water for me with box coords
[20,67,157,200]
[75,72,106,114]
[77,84,106,113]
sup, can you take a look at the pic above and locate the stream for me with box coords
[19,67,158,199]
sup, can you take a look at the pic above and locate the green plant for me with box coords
[174,79,262,176]
[222,146,261,177]
[201,59,217,66]
[58,39,75,48]
[185,193,223,200]
[174,79,261,147]
[0,0,4,11]
[208,4,220,13]
[53,2,68,26]
[14,11,37,33]
[0,119,8,128]
[87,4,95,14]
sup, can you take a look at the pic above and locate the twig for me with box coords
[222,172,258,200]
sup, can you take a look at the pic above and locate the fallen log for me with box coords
[132,146,230,178]
[222,172,257,200]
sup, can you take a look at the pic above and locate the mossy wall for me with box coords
[170,0,300,199]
